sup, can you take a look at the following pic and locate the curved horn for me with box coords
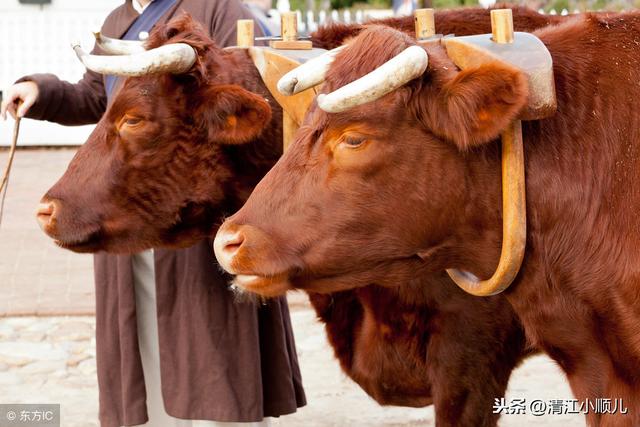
[277,45,347,96]
[446,121,526,296]
[93,31,146,55]
[71,42,196,76]
[316,45,428,113]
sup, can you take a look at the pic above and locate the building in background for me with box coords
[0,0,123,146]
[245,0,281,35]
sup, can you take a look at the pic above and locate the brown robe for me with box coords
[20,1,305,426]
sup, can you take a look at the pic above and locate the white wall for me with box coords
[0,0,123,146]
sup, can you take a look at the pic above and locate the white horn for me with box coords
[317,45,428,113]
[72,42,196,76]
[93,31,146,55]
[277,45,347,96]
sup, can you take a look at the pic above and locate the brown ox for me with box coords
[38,11,552,426]
[215,13,640,427]
[307,274,529,417]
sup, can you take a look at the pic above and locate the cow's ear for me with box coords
[199,84,272,145]
[417,62,528,150]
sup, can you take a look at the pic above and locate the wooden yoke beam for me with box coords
[268,12,312,151]
[236,17,322,152]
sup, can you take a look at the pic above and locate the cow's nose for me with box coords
[214,225,245,273]
[35,201,56,231]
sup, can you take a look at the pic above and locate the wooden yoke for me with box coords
[443,9,556,296]
[235,17,323,152]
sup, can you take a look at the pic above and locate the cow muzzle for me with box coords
[214,222,294,296]
[35,197,101,252]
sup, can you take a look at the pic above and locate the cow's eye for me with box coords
[343,136,366,148]
[118,115,144,130]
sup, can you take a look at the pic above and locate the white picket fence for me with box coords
[0,0,122,146]
[269,9,395,34]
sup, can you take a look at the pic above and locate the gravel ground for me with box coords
[0,302,585,427]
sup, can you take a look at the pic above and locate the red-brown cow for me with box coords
[307,273,530,417]
[215,13,640,427]
[37,11,551,426]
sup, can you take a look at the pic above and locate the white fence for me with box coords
[0,0,121,146]
[271,9,394,34]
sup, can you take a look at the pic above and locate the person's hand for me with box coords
[1,81,39,120]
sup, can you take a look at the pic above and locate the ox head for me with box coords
[214,26,529,296]
[37,15,280,253]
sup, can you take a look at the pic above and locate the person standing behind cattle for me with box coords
[0,1,305,426]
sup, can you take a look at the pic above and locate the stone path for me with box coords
[0,148,94,316]
[0,305,584,427]
[0,317,97,427]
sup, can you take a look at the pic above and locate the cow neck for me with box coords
[434,144,505,281]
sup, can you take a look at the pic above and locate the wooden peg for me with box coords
[281,12,298,42]
[414,8,435,40]
[271,11,312,50]
[491,9,514,44]
[237,19,255,47]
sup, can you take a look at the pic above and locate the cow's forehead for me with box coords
[122,75,163,96]
[301,100,401,149]
[107,77,168,119]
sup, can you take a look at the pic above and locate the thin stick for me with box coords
[0,117,21,228]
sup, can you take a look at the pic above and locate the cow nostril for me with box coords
[214,229,246,273]
[35,202,56,230]
[222,233,245,255]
